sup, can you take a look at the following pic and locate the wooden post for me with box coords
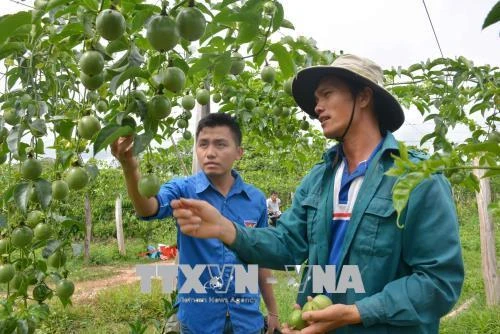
[115,194,126,256]
[192,81,211,175]
[474,163,499,305]
[84,194,92,264]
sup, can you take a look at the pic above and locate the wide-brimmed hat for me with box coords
[292,54,404,132]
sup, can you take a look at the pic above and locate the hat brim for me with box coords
[292,66,405,132]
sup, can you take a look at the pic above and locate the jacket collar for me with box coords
[194,170,248,198]
[322,131,400,164]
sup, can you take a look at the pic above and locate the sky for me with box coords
[1,0,498,154]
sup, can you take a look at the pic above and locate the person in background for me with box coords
[266,191,282,226]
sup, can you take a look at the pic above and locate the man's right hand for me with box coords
[111,136,136,166]
[171,198,237,244]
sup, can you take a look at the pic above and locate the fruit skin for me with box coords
[77,115,101,140]
[56,279,75,299]
[284,78,293,95]
[148,95,172,120]
[261,66,276,83]
[312,294,333,309]
[244,98,256,110]
[300,120,310,131]
[3,109,20,125]
[22,158,43,180]
[212,93,222,103]
[288,309,306,330]
[11,226,34,249]
[96,9,126,41]
[138,174,161,198]
[34,223,52,241]
[52,180,69,200]
[0,263,15,283]
[176,7,206,41]
[27,210,44,227]
[65,166,89,190]
[230,52,245,75]
[183,131,192,140]
[161,67,186,93]
[79,51,104,76]
[302,300,318,312]
[47,250,66,268]
[177,118,188,129]
[196,89,210,105]
[147,15,179,52]
[80,72,104,90]
[181,95,196,110]
[0,239,11,254]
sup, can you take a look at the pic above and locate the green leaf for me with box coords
[269,43,295,77]
[51,23,84,43]
[236,20,260,44]
[81,0,99,12]
[420,132,436,146]
[482,1,500,29]
[42,239,62,258]
[483,169,500,178]
[133,132,153,156]
[109,66,150,93]
[213,52,232,83]
[0,11,31,45]
[93,124,134,155]
[461,142,500,155]
[272,2,284,32]
[280,19,295,30]
[0,42,27,61]
[13,182,31,213]
[35,138,44,155]
[106,36,130,54]
[34,179,52,209]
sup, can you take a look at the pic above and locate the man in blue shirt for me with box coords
[111,113,279,334]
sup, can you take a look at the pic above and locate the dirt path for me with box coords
[73,262,175,301]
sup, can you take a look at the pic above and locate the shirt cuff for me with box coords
[355,294,386,327]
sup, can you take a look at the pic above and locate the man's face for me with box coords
[196,126,243,178]
[271,194,277,201]
[314,76,356,139]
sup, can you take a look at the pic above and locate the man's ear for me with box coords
[358,87,374,108]
[236,146,244,160]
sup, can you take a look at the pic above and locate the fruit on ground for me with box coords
[138,174,161,198]
[147,15,179,52]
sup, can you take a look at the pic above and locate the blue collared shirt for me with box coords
[142,170,267,334]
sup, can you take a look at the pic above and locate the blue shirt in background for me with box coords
[141,170,267,334]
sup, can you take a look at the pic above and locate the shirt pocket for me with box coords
[301,194,319,244]
[359,196,397,257]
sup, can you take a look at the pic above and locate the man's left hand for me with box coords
[267,314,281,334]
[281,303,361,334]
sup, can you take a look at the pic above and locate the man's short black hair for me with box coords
[271,190,278,195]
[196,113,242,146]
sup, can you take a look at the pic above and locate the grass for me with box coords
[34,193,500,333]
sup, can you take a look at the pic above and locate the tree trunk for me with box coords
[474,164,499,305]
[84,194,92,264]
[115,194,126,256]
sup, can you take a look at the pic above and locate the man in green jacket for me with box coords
[171,54,464,333]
